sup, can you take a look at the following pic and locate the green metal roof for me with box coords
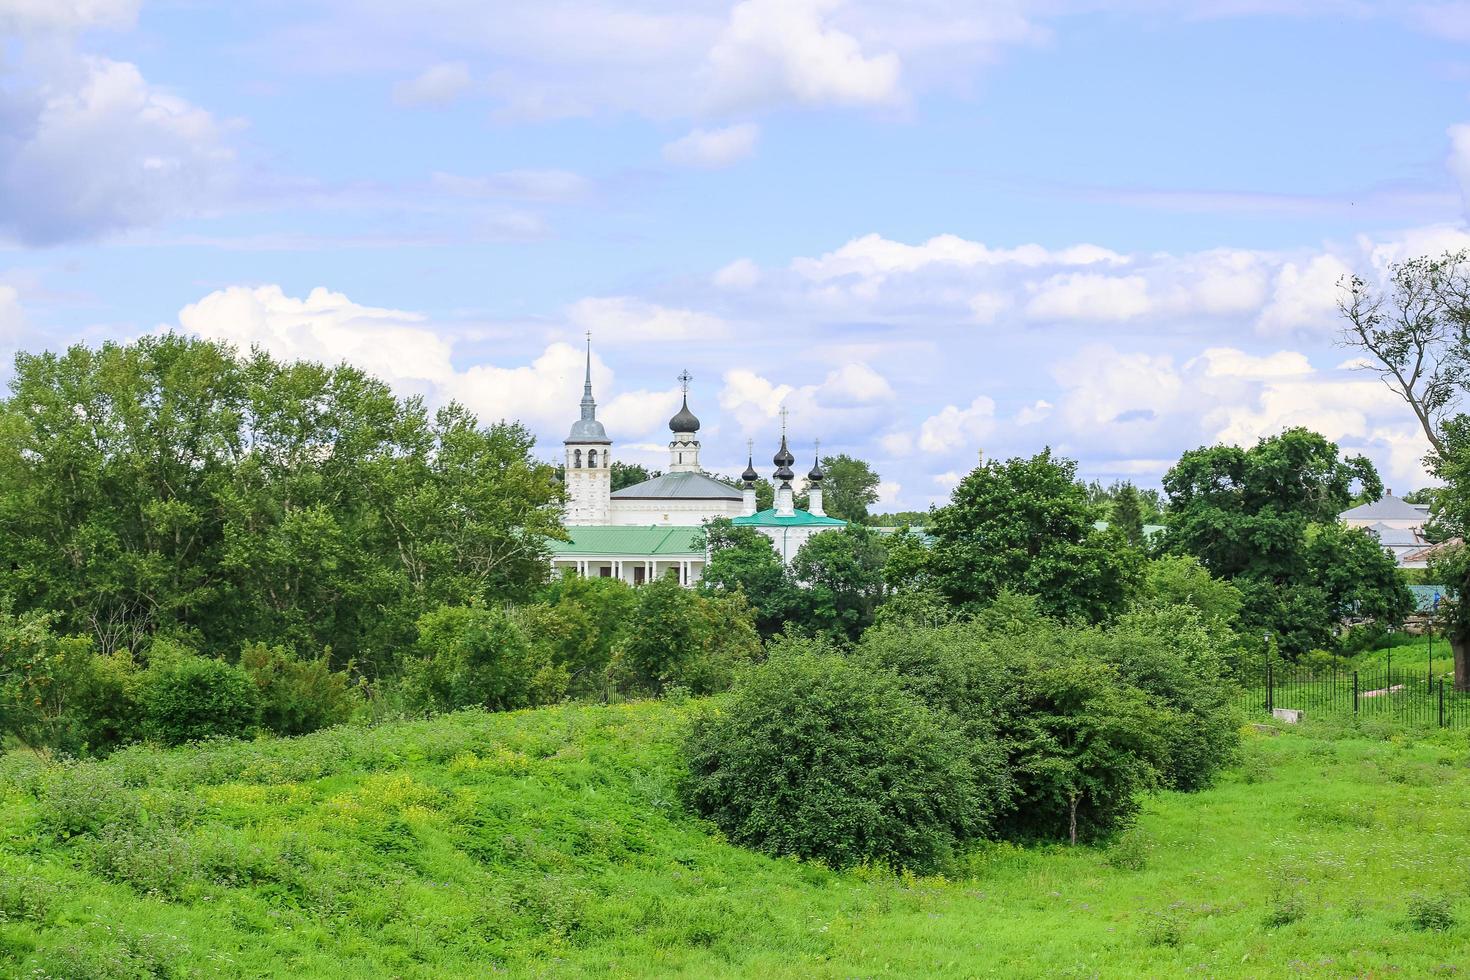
[732,508,847,528]
[548,525,706,556]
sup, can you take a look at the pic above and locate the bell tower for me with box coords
[563,333,611,525]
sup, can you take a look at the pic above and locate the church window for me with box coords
[574,449,582,468]
[588,449,598,468]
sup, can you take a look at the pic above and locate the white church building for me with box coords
[547,345,844,584]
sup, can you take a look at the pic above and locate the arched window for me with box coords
[574,449,582,468]
[588,449,598,468]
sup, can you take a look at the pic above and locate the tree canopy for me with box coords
[0,335,565,671]
[923,449,1141,623]
[1162,427,1408,654]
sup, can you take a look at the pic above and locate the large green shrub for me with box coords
[137,655,260,746]
[240,642,361,736]
[683,649,1001,871]
[404,604,568,713]
[612,579,759,696]
[0,608,133,755]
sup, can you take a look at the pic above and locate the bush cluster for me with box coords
[683,592,1239,870]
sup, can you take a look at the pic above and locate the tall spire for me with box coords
[580,330,595,419]
[566,332,609,444]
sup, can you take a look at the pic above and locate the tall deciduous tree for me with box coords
[819,454,882,523]
[0,335,565,671]
[700,518,798,638]
[1340,251,1470,686]
[791,524,889,641]
[927,449,1142,623]
[1163,427,1407,655]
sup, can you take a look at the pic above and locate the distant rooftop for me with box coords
[611,471,741,501]
[1340,494,1430,523]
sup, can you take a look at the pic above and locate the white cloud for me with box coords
[713,257,761,289]
[794,232,1126,282]
[174,283,633,441]
[918,396,997,454]
[603,386,684,439]
[876,480,901,505]
[0,0,137,32]
[705,0,901,110]
[1255,254,1353,335]
[0,53,235,245]
[392,62,473,107]
[1188,347,1314,379]
[662,123,760,168]
[1015,400,1052,425]
[177,285,455,396]
[719,361,895,442]
[1026,273,1152,322]
[567,296,728,342]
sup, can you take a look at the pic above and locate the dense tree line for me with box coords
[0,335,565,670]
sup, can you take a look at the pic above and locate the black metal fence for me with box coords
[1234,656,1470,729]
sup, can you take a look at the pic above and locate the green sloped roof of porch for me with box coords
[732,508,847,528]
[548,525,706,556]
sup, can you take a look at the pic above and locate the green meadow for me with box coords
[2,701,1469,978]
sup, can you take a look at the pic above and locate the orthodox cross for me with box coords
[678,369,693,395]
[778,405,789,434]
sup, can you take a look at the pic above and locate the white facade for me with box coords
[565,444,611,525]
[548,555,704,585]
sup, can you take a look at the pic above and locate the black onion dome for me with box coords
[773,434,795,482]
[808,455,824,482]
[741,455,759,484]
[669,395,700,434]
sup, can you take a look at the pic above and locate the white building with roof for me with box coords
[1340,492,1432,568]
[549,343,845,584]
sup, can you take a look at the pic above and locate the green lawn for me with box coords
[3,701,1469,978]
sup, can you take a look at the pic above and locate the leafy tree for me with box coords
[700,519,798,638]
[1305,523,1415,625]
[1338,252,1470,686]
[927,449,1142,623]
[610,461,658,491]
[790,524,888,640]
[403,605,567,714]
[526,574,638,695]
[1085,479,1164,522]
[0,335,565,672]
[611,579,759,695]
[0,608,109,755]
[819,454,882,523]
[683,646,1002,871]
[999,653,1170,844]
[1138,555,1243,629]
[1110,482,1148,548]
[1163,427,1399,655]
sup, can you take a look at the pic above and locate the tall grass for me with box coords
[1,703,1468,976]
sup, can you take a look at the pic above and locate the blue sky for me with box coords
[5,1,1470,508]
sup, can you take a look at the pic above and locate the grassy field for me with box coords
[3,701,1470,978]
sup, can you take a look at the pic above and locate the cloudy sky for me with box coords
[5,1,1470,508]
